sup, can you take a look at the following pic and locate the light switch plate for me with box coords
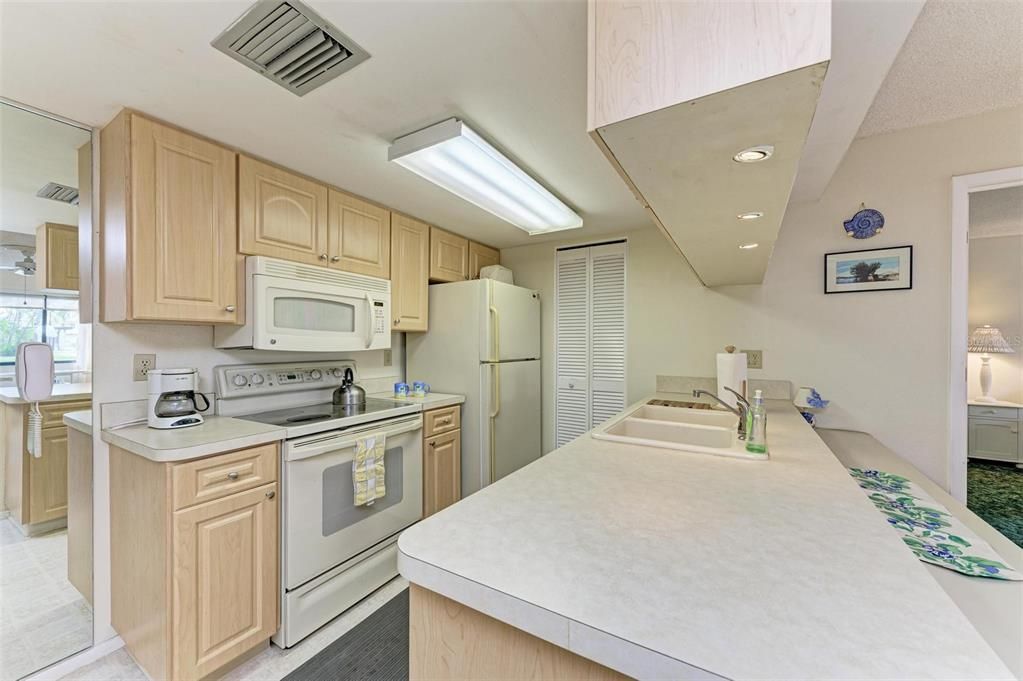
[383,349,392,367]
[133,354,156,382]
[743,349,763,370]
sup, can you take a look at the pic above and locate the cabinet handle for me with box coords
[319,253,328,261]
[265,490,276,499]
[227,471,239,480]
[331,256,340,263]
[225,305,236,312]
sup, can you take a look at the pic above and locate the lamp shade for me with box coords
[968,325,1014,354]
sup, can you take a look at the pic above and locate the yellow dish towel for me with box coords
[353,434,386,506]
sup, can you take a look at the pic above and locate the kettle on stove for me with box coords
[332,367,366,407]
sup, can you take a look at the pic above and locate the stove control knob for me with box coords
[250,374,265,385]
[310,369,322,380]
[232,374,248,387]
[331,368,343,378]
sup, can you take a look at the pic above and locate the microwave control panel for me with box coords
[373,301,386,334]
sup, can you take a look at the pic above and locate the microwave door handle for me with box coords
[364,292,375,349]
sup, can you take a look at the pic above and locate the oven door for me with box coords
[252,273,390,352]
[282,415,422,590]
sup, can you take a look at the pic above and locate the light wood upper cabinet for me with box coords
[100,111,239,323]
[36,222,79,291]
[588,1,830,286]
[238,155,329,266]
[429,227,469,283]
[468,241,500,279]
[328,190,391,278]
[391,214,430,332]
[173,484,278,681]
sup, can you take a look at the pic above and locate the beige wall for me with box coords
[968,234,1023,403]
[502,106,1023,489]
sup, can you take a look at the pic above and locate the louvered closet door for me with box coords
[588,243,626,427]
[555,250,590,446]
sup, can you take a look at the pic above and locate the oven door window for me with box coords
[273,296,356,333]
[321,446,404,536]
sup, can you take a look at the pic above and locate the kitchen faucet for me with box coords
[693,388,750,441]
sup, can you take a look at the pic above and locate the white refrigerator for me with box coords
[407,279,541,497]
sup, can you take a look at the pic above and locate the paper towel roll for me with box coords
[717,352,748,409]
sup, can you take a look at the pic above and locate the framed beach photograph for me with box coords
[824,245,913,294]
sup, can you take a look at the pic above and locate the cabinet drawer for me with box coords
[39,400,91,429]
[968,405,1020,421]
[172,444,278,510]
[424,406,460,437]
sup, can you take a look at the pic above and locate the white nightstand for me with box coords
[968,401,1023,466]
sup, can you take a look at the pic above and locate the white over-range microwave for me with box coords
[214,256,391,352]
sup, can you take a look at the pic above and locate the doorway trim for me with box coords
[949,165,1023,502]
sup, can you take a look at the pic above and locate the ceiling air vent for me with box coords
[212,0,370,97]
[36,182,79,206]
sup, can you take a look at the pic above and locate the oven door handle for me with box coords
[285,416,423,461]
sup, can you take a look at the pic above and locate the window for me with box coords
[0,294,80,365]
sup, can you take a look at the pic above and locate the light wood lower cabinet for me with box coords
[2,399,90,528]
[429,226,469,283]
[391,214,430,332]
[66,423,93,604]
[36,222,80,291]
[423,405,461,517]
[468,241,500,279]
[111,443,279,681]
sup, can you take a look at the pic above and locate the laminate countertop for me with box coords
[63,410,92,435]
[398,395,1013,681]
[102,416,286,463]
[367,391,465,410]
[0,383,92,405]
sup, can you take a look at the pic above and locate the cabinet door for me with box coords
[424,429,460,517]
[468,241,500,279]
[968,418,1020,463]
[328,190,390,278]
[173,483,278,681]
[28,427,69,524]
[238,155,329,266]
[130,115,239,323]
[37,223,80,291]
[429,227,469,283]
[391,214,430,332]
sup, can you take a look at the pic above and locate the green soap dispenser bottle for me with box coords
[745,389,768,455]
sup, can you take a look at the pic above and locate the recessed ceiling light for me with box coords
[388,118,582,235]
[733,145,774,163]
[738,243,759,250]
[737,211,764,221]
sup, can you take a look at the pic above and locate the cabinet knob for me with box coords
[429,441,435,448]
[394,319,400,325]
[331,256,340,263]
[319,253,328,261]
[225,305,236,312]
[227,471,239,480]
[266,490,276,499]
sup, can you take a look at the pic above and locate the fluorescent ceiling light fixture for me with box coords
[737,211,764,221]
[388,118,582,235]
[738,242,760,250]
[733,145,774,163]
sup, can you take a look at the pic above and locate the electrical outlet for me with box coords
[383,349,392,367]
[743,349,763,370]
[133,354,156,382]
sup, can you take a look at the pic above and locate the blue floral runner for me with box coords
[850,468,1022,581]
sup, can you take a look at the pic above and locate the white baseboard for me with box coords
[22,635,124,681]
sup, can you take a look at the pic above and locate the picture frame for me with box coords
[824,245,913,294]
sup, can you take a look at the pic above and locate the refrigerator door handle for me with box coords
[491,364,501,418]
[488,305,500,360]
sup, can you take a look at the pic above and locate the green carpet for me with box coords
[967,461,1023,549]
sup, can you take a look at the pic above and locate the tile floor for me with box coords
[0,519,92,681]
[58,576,410,681]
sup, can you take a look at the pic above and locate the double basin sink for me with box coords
[591,401,768,461]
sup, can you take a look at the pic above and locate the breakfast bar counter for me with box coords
[398,396,1014,680]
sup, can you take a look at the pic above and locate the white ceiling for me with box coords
[970,185,1023,238]
[0,103,90,234]
[858,0,1023,138]
[0,1,924,248]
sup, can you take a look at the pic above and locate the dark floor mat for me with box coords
[967,461,1023,549]
[283,589,409,681]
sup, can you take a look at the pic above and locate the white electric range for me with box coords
[216,361,423,648]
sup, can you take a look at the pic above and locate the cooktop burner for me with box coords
[237,397,408,428]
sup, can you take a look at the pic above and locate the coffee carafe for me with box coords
[147,368,209,429]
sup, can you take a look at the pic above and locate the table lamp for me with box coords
[968,325,1014,403]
